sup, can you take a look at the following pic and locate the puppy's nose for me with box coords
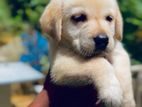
[93,35,109,51]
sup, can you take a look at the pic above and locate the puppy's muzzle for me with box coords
[93,34,108,52]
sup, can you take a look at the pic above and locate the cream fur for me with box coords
[40,0,136,107]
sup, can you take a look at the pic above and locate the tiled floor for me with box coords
[11,94,35,107]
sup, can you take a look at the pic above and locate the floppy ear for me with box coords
[115,6,123,41]
[40,0,62,41]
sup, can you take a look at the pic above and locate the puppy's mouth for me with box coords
[79,46,107,58]
[80,46,96,58]
[76,39,108,58]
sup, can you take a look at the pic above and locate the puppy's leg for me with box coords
[112,43,136,107]
[50,53,93,85]
[88,57,123,107]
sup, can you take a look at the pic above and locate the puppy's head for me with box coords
[40,0,123,58]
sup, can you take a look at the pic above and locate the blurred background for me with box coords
[0,0,142,107]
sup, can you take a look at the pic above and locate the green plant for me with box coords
[119,0,142,63]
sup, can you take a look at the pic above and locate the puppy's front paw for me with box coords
[99,85,123,107]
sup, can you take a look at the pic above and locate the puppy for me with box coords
[40,0,136,107]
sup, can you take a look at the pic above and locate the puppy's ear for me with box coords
[40,0,62,41]
[115,6,123,41]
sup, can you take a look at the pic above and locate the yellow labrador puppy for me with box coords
[40,0,135,107]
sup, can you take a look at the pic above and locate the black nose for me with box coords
[93,35,109,51]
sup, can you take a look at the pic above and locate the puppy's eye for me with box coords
[105,15,113,22]
[71,14,87,23]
